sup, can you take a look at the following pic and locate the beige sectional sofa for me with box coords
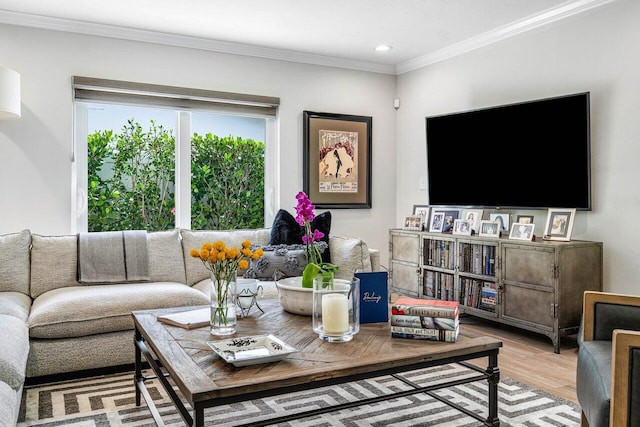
[0,227,378,426]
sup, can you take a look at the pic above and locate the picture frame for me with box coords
[429,212,445,233]
[543,208,576,241]
[452,219,473,236]
[479,220,501,238]
[516,215,535,224]
[303,111,372,209]
[489,213,510,232]
[461,209,483,232]
[413,205,430,229]
[403,215,423,231]
[433,209,459,232]
[509,222,535,241]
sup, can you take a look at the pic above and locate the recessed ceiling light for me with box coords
[374,45,392,52]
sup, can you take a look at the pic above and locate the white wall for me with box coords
[396,0,640,295]
[0,24,397,258]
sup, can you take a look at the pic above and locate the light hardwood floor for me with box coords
[461,315,579,404]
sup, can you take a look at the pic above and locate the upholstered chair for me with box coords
[576,291,640,427]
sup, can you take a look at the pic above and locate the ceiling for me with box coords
[0,0,613,75]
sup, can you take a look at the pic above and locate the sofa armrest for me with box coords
[368,249,380,272]
[611,329,640,426]
[583,291,640,341]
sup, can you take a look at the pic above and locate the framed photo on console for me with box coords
[452,219,473,236]
[509,222,535,241]
[479,220,501,238]
[462,209,483,232]
[543,208,576,241]
[303,111,372,209]
[516,215,535,224]
[413,205,430,226]
[403,215,423,231]
[433,209,459,232]
[489,213,510,233]
[429,212,445,233]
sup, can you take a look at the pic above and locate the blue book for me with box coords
[355,271,389,324]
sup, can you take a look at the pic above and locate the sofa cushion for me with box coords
[245,244,309,280]
[31,230,188,298]
[0,314,29,388]
[330,235,373,280]
[0,291,32,322]
[0,229,31,294]
[27,330,133,378]
[576,340,611,427]
[148,229,187,284]
[28,282,209,339]
[0,381,18,427]
[30,234,80,298]
[268,209,331,263]
[181,228,270,286]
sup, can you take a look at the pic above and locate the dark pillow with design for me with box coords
[244,244,308,281]
[268,209,331,263]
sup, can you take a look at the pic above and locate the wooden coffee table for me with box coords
[133,300,503,426]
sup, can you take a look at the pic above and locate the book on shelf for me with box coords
[391,296,459,319]
[157,307,210,330]
[390,314,459,330]
[390,325,459,342]
[480,282,497,312]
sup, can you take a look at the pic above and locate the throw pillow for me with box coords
[244,244,309,281]
[268,209,331,263]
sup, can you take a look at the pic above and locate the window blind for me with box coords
[72,76,279,117]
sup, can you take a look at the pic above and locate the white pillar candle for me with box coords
[322,293,349,333]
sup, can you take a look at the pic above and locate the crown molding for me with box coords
[0,10,396,75]
[396,0,616,75]
[0,0,614,77]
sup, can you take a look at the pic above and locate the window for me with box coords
[72,77,279,233]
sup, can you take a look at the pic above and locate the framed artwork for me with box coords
[452,219,472,236]
[543,208,576,241]
[403,215,423,231]
[479,220,501,238]
[413,204,430,221]
[303,111,372,209]
[509,222,535,241]
[489,213,510,232]
[516,215,535,224]
[461,209,483,232]
[429,212,445,233]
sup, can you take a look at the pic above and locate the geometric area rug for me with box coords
[18,363,581,427]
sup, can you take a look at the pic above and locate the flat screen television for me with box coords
[425,92,591,210]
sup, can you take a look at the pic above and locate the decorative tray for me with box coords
[207,334,297,367]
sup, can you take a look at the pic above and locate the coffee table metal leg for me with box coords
[194,404,205,427]
[134,327,142,407]
[135,335,194,426]
[485,352,501,426]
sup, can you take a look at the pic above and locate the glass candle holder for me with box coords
[312,276,360,342]
[233,278,263,317]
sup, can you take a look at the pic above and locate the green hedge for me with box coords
[87,119,264,232]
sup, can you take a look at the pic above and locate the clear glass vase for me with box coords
[312,276,360,342]
[210,270,237,336]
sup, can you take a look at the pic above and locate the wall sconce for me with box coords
[0,67,21,120]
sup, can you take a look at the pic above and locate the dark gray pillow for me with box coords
[268,209,332,263]
[245,244,309,281]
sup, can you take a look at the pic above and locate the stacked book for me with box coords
[390,297,460,342]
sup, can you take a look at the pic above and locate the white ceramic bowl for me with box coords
[276,276,313,316]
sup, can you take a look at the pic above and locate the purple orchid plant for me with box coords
[295,191,338,288]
